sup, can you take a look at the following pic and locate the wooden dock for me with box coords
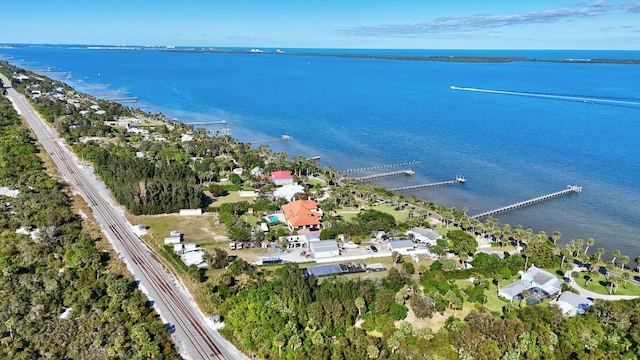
[390,175,466,192]
[352,169,415,182]
[470,185,582,219]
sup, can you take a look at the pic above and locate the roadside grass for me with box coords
[576,271,640,296]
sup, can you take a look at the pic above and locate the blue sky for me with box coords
[2,0,639,49]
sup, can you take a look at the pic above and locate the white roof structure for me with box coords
[181,250,206,267]
[310,240,340,258]
[0,187,20,198]
[388,239,415,252]
[556,292,593,316]
[273,183,304,201]
[407,227,442,245]
[498,279,533,300]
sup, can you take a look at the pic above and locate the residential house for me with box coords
[555,292,593,316]
[281,200,322,231]
[406,227,442,246]
[498,265,564,301]
[271,170,294,186]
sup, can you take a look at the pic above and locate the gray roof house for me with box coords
[388,239,415,252]
[498,279,533,301]
[406,227,442,246]
[498,265,564,301]
[555,292,593,316]
[521,265,564,296]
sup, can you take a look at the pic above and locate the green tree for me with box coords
[584,238,594,255]
[366,345,380,359]
[446,229,478,256]
[620,255,630,270]
[289,334,302,352]
[355,297,366,317]
[611,249,621,265]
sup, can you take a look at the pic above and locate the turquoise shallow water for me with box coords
[2,46,640,259]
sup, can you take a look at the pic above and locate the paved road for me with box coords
[1,75,248,360]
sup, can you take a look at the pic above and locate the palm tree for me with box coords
[597,248,605,263]
[612,249,621,266]
[621,272,630,289]
[289,334,302,352]
[635,256,640,273]
[583,238,594,255]
[574,239,584,256]
[552,231,561,245]
[620,255,630,270]
[273,333,286,357]
[560,247,574,270]
[355,297,366,317]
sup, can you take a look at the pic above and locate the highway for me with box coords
[1,74,248,360]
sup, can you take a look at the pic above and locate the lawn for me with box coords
[576,271,640,296]
[369,204,411,223]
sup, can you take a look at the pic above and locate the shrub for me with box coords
[389,303,408,321]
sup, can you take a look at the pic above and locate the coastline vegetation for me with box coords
[3,60,640,359]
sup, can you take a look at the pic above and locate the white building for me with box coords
[310,240,340,258]
[387,239,415,253]
[406,227,442,246]
[555,292,593,317]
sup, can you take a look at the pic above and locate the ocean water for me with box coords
[2,46,639,260]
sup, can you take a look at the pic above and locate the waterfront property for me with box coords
[498,265,563,302]
[271,170,294,185]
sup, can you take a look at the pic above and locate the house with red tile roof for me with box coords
[281,200,323,231]
[271,170,294,185]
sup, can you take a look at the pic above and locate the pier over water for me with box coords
[352,170,415,182]
[390,175,466,192]
[471,185,582,219]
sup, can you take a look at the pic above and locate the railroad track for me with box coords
[2,76,241,360]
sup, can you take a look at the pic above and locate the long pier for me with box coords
[352,169,415,182]
[188,120,227,125]
[343,160,420,173]
[390,175,466,192]
[471,185,582,219]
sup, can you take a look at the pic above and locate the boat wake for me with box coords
[450,85,640,109]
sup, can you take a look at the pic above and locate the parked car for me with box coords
[370,245,378,253]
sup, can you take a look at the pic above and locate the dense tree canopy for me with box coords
[0,93,179,359]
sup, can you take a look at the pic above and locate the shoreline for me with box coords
[3,51,639,260]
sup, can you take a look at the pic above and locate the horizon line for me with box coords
[1,43,639,52]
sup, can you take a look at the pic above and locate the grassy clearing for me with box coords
[205,190,248,207]
[369,204,411,223]
[134,213,228,249]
